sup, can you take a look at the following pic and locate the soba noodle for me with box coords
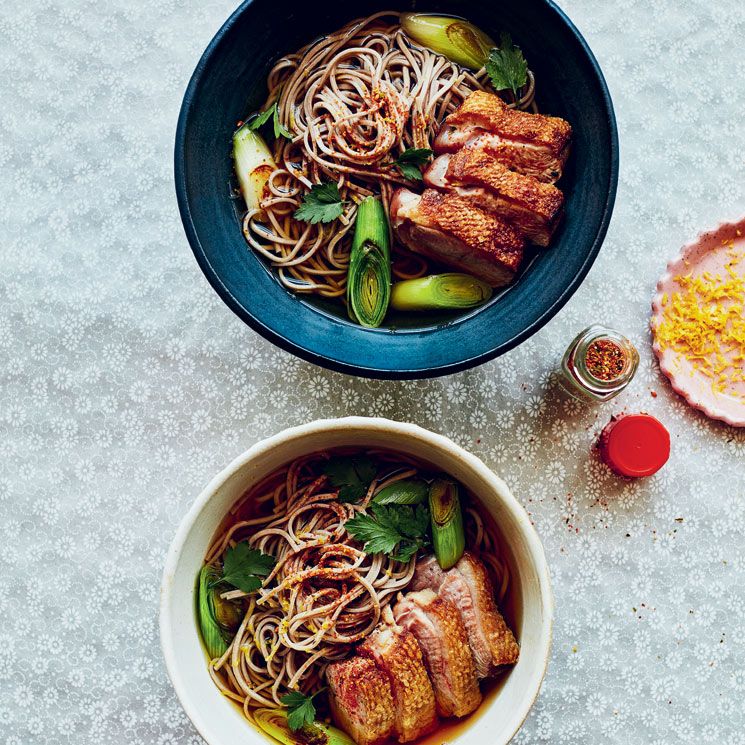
[204,450,511,724]
[240,11,536,297]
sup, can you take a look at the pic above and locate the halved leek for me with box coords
[373,478,429,506]
[347,196,391,328]
[233,123,276,213]
[197,565,228,660]
[400,13,495,70]
[254,708,355,745]
[428,478,466,570]
[391,273,492,312]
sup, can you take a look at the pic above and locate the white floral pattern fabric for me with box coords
[2,0,745,743]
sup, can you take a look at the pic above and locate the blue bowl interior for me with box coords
[176,0,618,378]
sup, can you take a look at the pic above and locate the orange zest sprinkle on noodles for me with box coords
[654,243,745,400]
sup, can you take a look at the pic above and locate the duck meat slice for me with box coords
[393,589,482,718]
[411,553,519,678]
[424,144,564,247]
[358,614,438,742]
[390,188,525,287]
[434,90,572,183]
[410,555,447,593]
[326,656,396,745]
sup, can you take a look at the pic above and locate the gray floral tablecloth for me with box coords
[3,0,745,743]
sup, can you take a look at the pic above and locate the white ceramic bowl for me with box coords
[160,417,553,745]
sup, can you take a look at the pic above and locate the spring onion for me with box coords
[428,478,466,570]
[373,479,429,506]
[254,708,355,745]
[347,196,391,328]
[197,565,229,660]
[400,13,495,70]
[390,273,492,312]
[232,123,276,214]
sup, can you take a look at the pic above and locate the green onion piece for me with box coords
[316,720,357,745]
[197,565,228,660]
[373,479,429,506]
[390,273,492,312]
[400,13,495,70]
[233,123,276,213]
[347,196,391,328]
[254,708,355,745]
[428,479,466,570]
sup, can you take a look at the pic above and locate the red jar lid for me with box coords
[599,414,670,477]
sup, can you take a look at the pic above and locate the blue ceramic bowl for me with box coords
[175,1,618,379]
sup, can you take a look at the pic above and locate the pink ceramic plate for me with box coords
[651,218,745,427]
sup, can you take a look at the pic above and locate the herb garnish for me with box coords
[280,689,324,731]
[485,32,528,102]
[346,504,431,563]
[324,455,377,503]
[209,543,276,593]
[393,148,434,181]
[294,182,346,224]
[249,101,293,140]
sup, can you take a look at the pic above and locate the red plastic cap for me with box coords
[599,414,670,478]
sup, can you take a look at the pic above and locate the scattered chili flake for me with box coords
[650,390,658,398]
[585,339,627,381]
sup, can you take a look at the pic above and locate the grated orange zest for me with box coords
[655,243,745,400]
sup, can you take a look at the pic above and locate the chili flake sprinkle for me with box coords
[585,339,626,381]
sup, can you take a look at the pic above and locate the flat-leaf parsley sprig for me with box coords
[346,503,431,563]
[294,182,346,224]
[209,542,276,594]
[485,32,528,102]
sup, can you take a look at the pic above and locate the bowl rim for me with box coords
[159,416,554,745]
[174,0,619,379]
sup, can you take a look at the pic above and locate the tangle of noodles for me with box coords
[203,449,512,725]
[241,11,536,298]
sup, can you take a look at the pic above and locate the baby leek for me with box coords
[232,123,276,213]
[400,13,495,70]
[254,708,355,745]
[390,273,492,312]
[197,565,228,660]
[347,196,391,328]
[428,478,466,570]
[373,478,429,506]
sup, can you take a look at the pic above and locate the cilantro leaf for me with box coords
[325,455,377,503]
[281,690,322,731]
[249,102,292,140]
[346,504,430,561]
[210,543,275,594]
[273,110,292,140]
[485,33,528,101]
[294,182,345,224]
[249,105,274,130]
[393,148,433,181]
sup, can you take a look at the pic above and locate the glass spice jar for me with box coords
[559,325,639,403]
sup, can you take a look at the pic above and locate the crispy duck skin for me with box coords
[424,144,564,246]
[326,656,396,745]
[393,589,482,718]
[412,553,519,678]
[433,90,572,183]
[390,188,525,287]
[358,616,438,743]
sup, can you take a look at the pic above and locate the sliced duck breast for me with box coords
[358,612,438,742]
[390,188,525,287]
[393,589,482,718]
[423,144,564,247]
[411,552,519,678]
[434,90,572,183]
[326,656,395,745]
